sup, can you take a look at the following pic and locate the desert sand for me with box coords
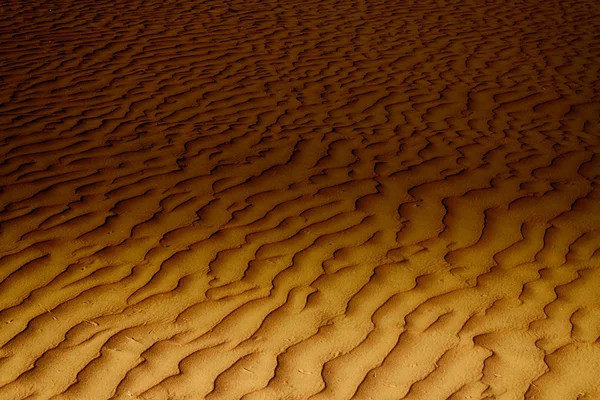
[1,0,600,399]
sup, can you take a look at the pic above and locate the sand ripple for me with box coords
[1,0,600,399]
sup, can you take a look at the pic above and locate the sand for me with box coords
[1,0,600,399]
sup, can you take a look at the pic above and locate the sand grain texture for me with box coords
[1,0,600,399]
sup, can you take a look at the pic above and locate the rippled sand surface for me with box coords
[1,1,600,399]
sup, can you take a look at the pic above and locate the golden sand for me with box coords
[1,0,600,399]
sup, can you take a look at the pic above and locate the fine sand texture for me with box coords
[1,0,600,399]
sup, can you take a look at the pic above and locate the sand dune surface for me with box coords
[1,0,600,399]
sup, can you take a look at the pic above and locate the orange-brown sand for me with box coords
[1,0,600,399]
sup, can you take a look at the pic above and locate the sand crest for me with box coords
[1,0,600,399]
